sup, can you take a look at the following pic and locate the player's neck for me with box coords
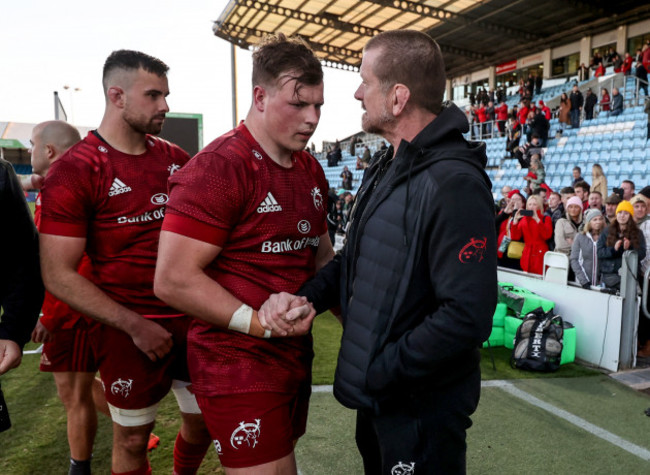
[243,116,293,168]
[97,118,147,155]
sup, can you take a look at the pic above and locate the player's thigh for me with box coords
[196,391,306,469]
[52,371,97,406]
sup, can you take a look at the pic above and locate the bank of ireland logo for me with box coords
[311,186,323,210]
[391,461,415,475]
[213,440,223,455]
[230,419,261,449]
[110,378,133,398]
[151,193,168,205]
[297,220,311,234]
[253,150,263,160]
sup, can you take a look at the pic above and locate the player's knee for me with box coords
[115,428,151,456]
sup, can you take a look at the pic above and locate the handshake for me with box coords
[257,292,316,338]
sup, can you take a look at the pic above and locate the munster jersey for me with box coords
[35,194,92,332]
[39,132,190,316]
[163,123,328,396]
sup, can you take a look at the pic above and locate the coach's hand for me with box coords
[258,293,315,337]
[31,321,53,344]
[0,340,22,375]
[130,319,173,361]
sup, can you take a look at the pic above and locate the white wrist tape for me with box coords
[228,304,272,338]
[229,304,253,334]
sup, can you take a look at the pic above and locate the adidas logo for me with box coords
[108,178,132,197]
[257,192,282,213]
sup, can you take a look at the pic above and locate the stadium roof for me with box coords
[213,0,650,77]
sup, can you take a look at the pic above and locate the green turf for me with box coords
[0,314,628,473]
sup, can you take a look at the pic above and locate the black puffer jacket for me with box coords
[0,159,44,347]
[300,103,497,412]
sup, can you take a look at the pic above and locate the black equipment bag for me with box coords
[511,307,563,372]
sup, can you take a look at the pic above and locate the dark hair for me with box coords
[364,30,445,114]
[622,179,635,190]
[252,33,322,89]
[560,186,575,194]
[573,166,581,173]
[589,190,602,198]
[103,50,169,92]
[574,181,590,192]
[606,217,641,248]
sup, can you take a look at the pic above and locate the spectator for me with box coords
[527,155,545,190]
[535,74,543,95]
[643,43,650,72]
[516,135,544,168]
[538,100,551,120]
[571,166,583,186]
[612,53,623,73]
[545,191,564,227]
[529,108,550,146]
[632,192,650,357]
[606,47,618,65]
[569,84,583,128]
[597,200,646,290]
[497,185,512,211]
[571,209,605,288]
[578,63,589,82]
[340,165,353,190]
[486,101,495,137]
[621,179,635,201]
[622,52,634,75]
[327,188,340,245]
[584,88,598,120]
[594,62,606,78]
[590,163,608,197]
[558,92,571,132]
[601,88,611,112]
[610,87,623,116]
[505,117,522,158]
[356,145,371,170]
[495,99,508,136]
[588,191,605,214]
[605,193,622,223]
[555,196,584,257]
[496,190,524,270]
[560,186,576,208]
[636,61,648,96]
[327,146,342,167]
[510,194,553,275]
[574,181,590,211]
[475,102,487,137]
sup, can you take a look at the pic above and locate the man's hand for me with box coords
[258,292,315,336]
[129,319,173,361]
[31,320,53,343]
[0,340,22,375]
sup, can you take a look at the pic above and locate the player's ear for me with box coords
[45,144,56,161]
[252,85,267,112]
[107,86,125,108]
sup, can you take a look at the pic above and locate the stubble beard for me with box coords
[361,103,395,136]
[124,109,164,136]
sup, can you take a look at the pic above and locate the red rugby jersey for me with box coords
[163,123,328,395]
[39,132,190,316]
[35,193,92,332]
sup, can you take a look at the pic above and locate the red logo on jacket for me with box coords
[458,237,487,263]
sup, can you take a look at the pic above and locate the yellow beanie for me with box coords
[616,200,634,216]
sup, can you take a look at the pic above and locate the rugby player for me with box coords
[154,34,333,473]
[27,120,102,474]
[39,51,210,475]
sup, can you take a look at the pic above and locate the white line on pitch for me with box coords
[495,380,650,461]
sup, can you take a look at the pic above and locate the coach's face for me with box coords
[355,47,393,135]
[264,75,323,154]
[122,68,170,135]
